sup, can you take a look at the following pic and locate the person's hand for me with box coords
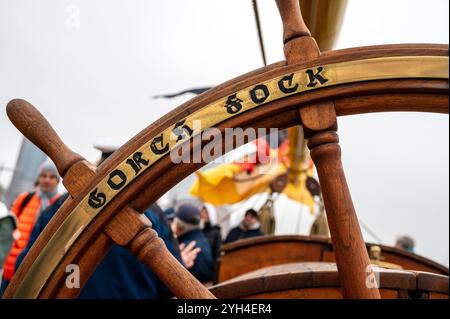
[180,241,201,269]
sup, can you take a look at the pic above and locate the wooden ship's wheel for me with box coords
[3,0,448,299]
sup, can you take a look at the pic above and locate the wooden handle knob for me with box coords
[275,0,311,43]
[6,99,84,177]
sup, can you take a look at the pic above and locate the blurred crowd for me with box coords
[0,143,267,298]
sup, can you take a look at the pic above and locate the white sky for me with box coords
[0,0,448,265]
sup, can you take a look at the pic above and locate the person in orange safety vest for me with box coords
[0,160,60,292]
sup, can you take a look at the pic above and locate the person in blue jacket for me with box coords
[1,141,199,299]
[171,204,214,283]
[10,193,182,299]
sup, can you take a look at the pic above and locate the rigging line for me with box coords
[359,218,384,244]
[217,191,267,225]
[252,0,267,66]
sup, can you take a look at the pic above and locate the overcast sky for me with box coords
[0,0,448,265]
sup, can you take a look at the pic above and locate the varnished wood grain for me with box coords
[216,240,325,283]
[276,0,311,43]
[108,207,215,299]
[6,99,84,177]
[129,226,215,299]
[62,161,97,197]
[300,96,378,298]
[210,262,447,299]
[415,271,449,294]
[243,288,399,299]
[216,235,449,283]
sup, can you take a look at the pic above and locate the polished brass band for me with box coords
[13,55,449,298]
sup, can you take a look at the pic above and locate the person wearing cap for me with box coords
[200,203,222,262]
[224,209,264,244]
[0,160,61,292]
[7,143,192,299]
[172,204,214,283]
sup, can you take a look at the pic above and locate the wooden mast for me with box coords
[275,0,381,299]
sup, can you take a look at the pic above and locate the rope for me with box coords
[252,0,267,66]
[359,218,384,244]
